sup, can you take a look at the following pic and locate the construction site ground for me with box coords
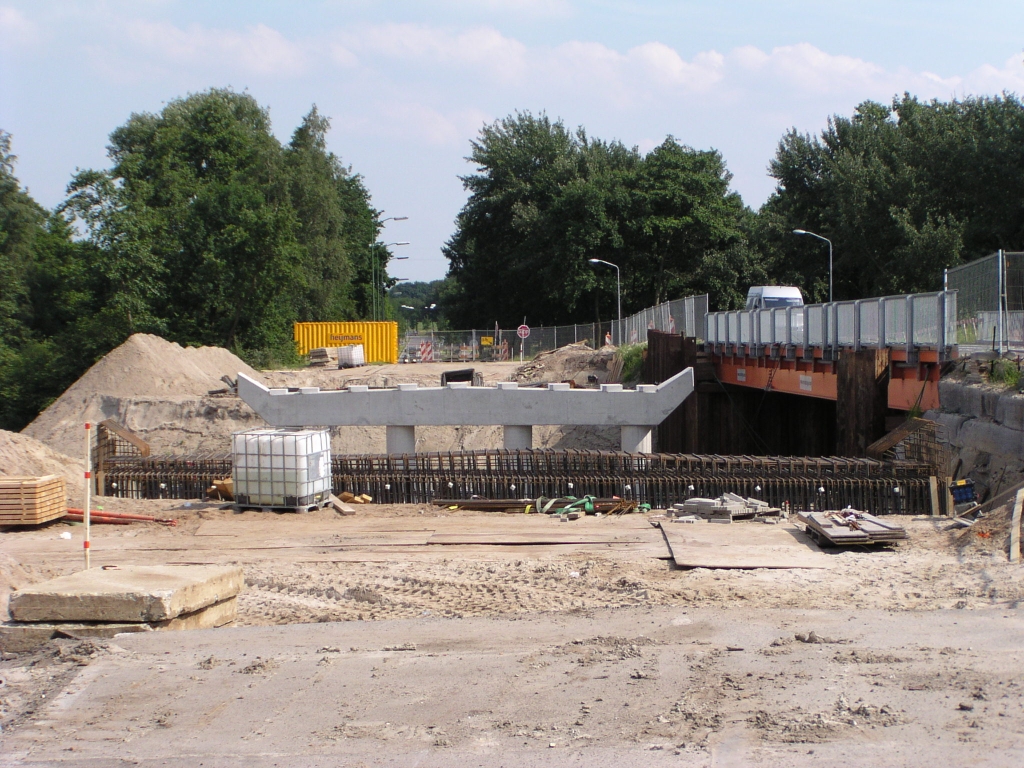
[3,503,1024,766]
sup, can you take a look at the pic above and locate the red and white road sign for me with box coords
[517,324,530,339]
[419,341,434,362]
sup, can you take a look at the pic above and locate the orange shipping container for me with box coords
[293,321,398,363]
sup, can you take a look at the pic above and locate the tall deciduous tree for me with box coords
[62,89,381,363]
[443,113,756,327]
[760,94,1024,300]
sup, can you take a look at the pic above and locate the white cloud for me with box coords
[0,5,36,49]
[628,43,725,91]
[341,23,527,83]
[122,20,307,77]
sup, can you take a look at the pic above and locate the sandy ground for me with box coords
[1,606,1022,767]
[2,503,1024,765]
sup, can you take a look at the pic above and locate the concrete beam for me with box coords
[237,369,694,429]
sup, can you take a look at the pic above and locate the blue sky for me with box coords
[2,1,1023,282]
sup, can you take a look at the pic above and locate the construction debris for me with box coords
[671,493,782,523]
[339,492,372,505]
[328,494,357,515]
[206,477,234,501]
[800,509,908,547]
[432,496,641,516]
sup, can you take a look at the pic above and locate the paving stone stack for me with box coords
[1,565,243,652]
[672,493,781,523]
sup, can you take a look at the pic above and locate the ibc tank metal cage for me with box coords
[232,428,332,510]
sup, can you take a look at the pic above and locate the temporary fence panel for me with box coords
[946,251,1024,350]
[293,321,399,363]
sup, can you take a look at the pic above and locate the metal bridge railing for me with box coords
[705,290,957,360]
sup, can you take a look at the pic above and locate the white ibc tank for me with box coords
[338,344,365,368]
[232,428,332,508]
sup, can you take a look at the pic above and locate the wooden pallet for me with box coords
[0,475,67,525]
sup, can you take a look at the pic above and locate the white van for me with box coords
[745,286,804,311]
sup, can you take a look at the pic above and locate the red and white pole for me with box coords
[84,422,92,569]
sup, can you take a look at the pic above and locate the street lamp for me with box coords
[370,216,408,321]
[792,229,833,303]
[371,241,410,320]
[589,258,621,345]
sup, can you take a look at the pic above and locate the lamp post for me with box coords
[589,258,621,345]
[792,229,833,303]
[371,216,408,321]
[371,241,410,320]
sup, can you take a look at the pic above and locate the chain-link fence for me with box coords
[398,295,709,363]
[946,251,1024,351]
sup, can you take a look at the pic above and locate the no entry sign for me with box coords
[517,324,530,339]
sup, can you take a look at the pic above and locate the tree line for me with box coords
[0,89,395,431]
[4,90,1024,431]
[444,95,1024,327]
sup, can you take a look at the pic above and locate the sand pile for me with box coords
[513,342,619,386]
[23,334,265,456]
[0,428,85,505]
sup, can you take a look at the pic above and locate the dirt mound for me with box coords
[23,334,263,456]
[513,342,619,386]
[0,429,84,505]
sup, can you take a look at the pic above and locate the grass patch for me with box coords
[988,358,1021,389]
[618,342,647,384]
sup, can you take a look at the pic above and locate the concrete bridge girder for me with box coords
[235,369,695,454]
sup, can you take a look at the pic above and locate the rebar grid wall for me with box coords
[97,448,937,514]
[399,295,708,362]
[946,251,1024,350]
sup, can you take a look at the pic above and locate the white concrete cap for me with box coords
[236,368,694,428]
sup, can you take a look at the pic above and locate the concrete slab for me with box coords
[0,596,237,653]
[8,565,243,623]
[659,521,832,569]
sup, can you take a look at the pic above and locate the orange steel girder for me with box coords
[712,348,942,412]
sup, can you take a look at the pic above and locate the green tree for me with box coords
[760,94,1024,300]
[444,113,756,326]
[285,106,377,321]
[625,137,750,308]
[62,90,382,365]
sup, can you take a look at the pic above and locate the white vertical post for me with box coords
[84,422,92,570]
[998,249,1006,354]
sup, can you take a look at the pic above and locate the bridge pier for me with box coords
[503,426,533,449]
[386,425,416,454]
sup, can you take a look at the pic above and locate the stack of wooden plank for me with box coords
[0,475,67,526]
[801,509,907,546]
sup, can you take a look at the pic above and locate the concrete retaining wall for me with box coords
[925,379,1024,498]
